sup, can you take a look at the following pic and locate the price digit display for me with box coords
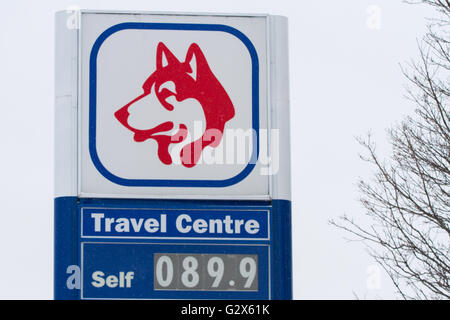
[207,257,224,288]
[155,255,174,287]
[154,254,258,291]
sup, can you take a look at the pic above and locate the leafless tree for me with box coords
[331,0,449,299]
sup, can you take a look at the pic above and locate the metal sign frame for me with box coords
[55,10,291,300]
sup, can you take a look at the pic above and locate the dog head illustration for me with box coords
[114,42,235,167]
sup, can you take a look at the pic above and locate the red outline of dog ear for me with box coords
[156,42,179,69]
[185,50,197,81]
[185,43,210,81]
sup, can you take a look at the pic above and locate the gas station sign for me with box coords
[55,10,291,300]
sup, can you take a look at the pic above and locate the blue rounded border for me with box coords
[89,22,259,187]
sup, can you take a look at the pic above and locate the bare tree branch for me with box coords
[331,0,450,299]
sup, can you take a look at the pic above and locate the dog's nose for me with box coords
[114,106,129,127]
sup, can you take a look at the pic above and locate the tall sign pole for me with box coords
[55,10,291,300]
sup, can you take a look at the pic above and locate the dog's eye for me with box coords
[158,81,177,95]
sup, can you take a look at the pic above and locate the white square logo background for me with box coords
[96,29,253,180]
[80,13,269,199]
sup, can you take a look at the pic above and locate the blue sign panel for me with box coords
[74,201,274,300]
[81,242,270,299]
[54,197,292,300]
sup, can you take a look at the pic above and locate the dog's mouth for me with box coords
[114,105,185,140]
[134,122,188,144]
[133,121,173,142]
[114,104,189,165]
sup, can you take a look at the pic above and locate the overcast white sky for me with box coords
[0,0,436,299]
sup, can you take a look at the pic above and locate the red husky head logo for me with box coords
[115,42,235,167]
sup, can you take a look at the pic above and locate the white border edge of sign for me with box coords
[55,11,79,198]
[268,16,292,202]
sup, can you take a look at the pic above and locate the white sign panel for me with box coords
[60,12,289,200]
